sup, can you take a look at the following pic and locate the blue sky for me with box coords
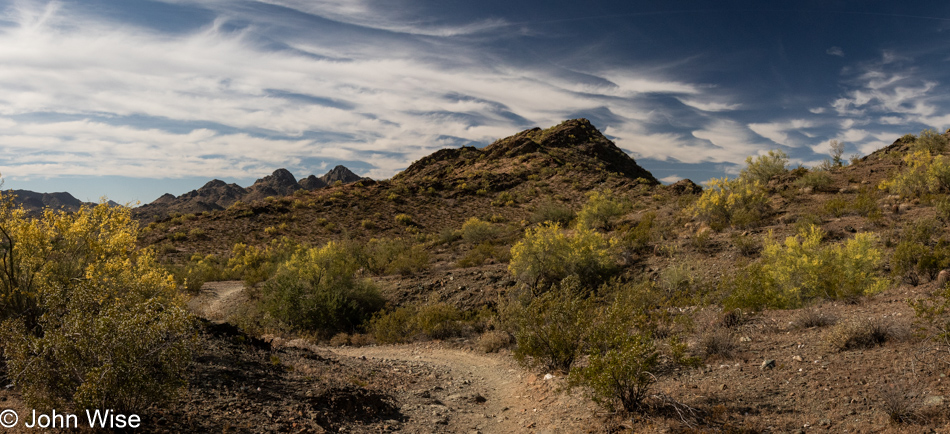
[1,0,950,203]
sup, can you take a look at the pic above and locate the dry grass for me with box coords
[477,330,514,353]
[826,318,892,351]
[793,308,837,329]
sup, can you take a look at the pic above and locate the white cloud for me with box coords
[659,175,682,184]
[826,46,844,57]
[676,98,740,112]
[747,119,814,147]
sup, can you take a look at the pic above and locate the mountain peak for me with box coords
[320,165,362,185]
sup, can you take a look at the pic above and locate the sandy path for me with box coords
[330,344,599,433]
[186,280,246,322]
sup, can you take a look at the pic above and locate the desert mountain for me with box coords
[298,175,328,190]
[4,189,85,214]
[140,119,664,259]
[134,166,363,220]
[321,165,363,185]
[395,118,657,186]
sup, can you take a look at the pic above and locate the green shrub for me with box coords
[530,200,575,225]
[829,140,846,167]
[911,128,948,153]
[621,212,656,253]
[508,223,616,294]
[0,201,196,413]
[569,330,657,413]
[370,303,465,343]
[394,213,414,226]
[370,306,416,344]
[460,217,499,244]
[358,238,429,276]
[879,151,950,198]
[227,237,302,288]
[506,287,596,372]
[725,225,889,310]
[258,241,385,335]
[826,319,892,351]
[794,169,834,191]
[739,150,788,184]
[491,191,514,207]
[576,189,628,231]
[824,195,849,217]
[689,177,770,230]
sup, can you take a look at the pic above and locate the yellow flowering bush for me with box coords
[576,189,628,231]
[726,225,888,310]
[0,198,196,413]
[689,177,770,230]
[258,241,384,335]
[879,150,950,198]
[509,223,616,293]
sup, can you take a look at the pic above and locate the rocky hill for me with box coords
[117,121,950,432]
[133,166,364,220]
[139,119,664,260]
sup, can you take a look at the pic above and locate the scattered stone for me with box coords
[543,373,554,380]
[924,395,945,406]
[792,355,803,362]
[937,270,950,288]
[760,359,776,370]
[739,336,751,343]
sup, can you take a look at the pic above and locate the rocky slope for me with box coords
[133,166,364,220]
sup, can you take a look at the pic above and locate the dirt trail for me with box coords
[187,280,246,322]
[329,344,599,433]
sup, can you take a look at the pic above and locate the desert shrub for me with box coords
[739,150,788,184]
[460,217,499,244]
[506,287,597,372]
[793,308,837,328]
[937,198,950,222]
[826,318,891,351]
[457,242,507,268]
[830,140,846,167]
[794,169,834,191]
[879,150,950,198]
[360,219,376,230]
[576,189,628,231]
[530,200,575,225]
[369,306,416,344]
[853,187,883,220]
[357,237,430,276]
[569,329,658,413]
[477,330,514,353]
[731,232,761,256]
[508,223,616,294]
[171,253,237,293]
[878,380,921,424]
[823,195,849,217]
[258,241,385,335]
[725,225,889,310]
[394,213,414,226]
[491,191,514,207]
[414,303,464,339]
[621,212,656,253]
[0,201,196,413]
[370,303,466,343]
[568,281,663,413]
[891,219,949,284]
[689,177,769,230]
[656,263,696,301]
[228,237,302,288]
[911,128,949,153]
[697,327,736,360]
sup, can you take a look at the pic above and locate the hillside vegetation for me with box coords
[5,120,950,432]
